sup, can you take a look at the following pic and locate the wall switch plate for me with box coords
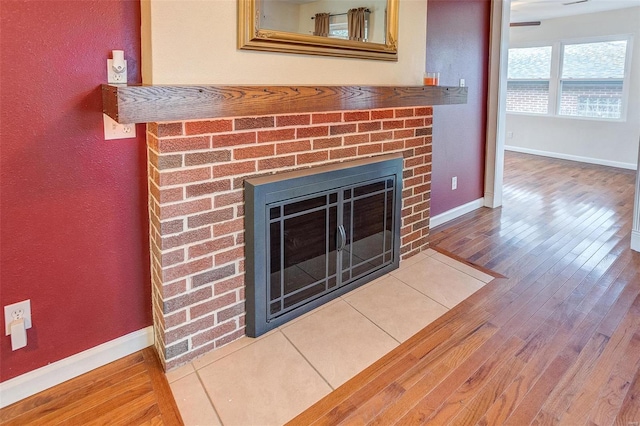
[452,176,458,190]
[5,300,32,336]
[459,78,465,87]
[507,131,514,139]
[103,114,136,140]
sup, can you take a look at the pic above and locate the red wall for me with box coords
[426,0,490,216]
[0,1,151,381]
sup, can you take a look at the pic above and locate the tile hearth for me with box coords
[167,249,494,425]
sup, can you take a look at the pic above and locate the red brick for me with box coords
[192,264,236,288]
[161,219,184,235]
[236,232,244,244]
[313,137,342,149]
[215,246,245,266]
[213,161,256,178]
[158,136,210,153]
[358,121,382,132]
[192,320,237,348]
[383,140,405,152]
[212,132,256,147]
[414,201,430,213]
[165,310,187,330]
[383,120,404,130]
[185,120,233,135]
[372,109,394,119]
[370,131,393,142]
[163,257,213,282]
[163,286,212,314]
[160,167,210,186]
[162,249,185,267]
[405,118,425,128]
[330,124,357,135]
[412,219,430,232]
[188,235,236,258]
[187,207,234,228]
[394,129,414,139]
[357,144,383,155]
[258,128,296,143]
[415,107,433,116]
[162,227,212,250]
[414,183,431,194]
[215,329,245,349]
[214,275,244,295]
[403,194,422,207]
[415,164,432,175]
[186,180,232,198]
[235,116,274,130]
[160,188,184,203]
[277,140,311,154]
[165,313,216,344]
[312,112,342,124]
[213,218,244,236]
[401,230,421,246]
[147,134,159,152]
[214,191,244,208]
[185,150,231,166]
[258,156,296,170]
[415,145,432,155]
[416,127,432,136]
[153,122,184,137]
[234,144,275,160]
[330,147,358,160]
[405,157,424,168]
[395,108,414,118]
[217,303,244,323]
[297,151,328,165]
[297,126,329,138]
[344,111,370,122]
[277,114,311,127]
[162,279,187,299]
[156,154,183,170]
[160,198,212,220]
[425,116,433,125]
[405,137,426,148]
[404,212,422,225]
[344,134,369,145]
[404,176,424,188]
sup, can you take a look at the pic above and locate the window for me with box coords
[507,37,631,120]
[328,14,369,41]
[507,46,552,114]
[559,40,627,119]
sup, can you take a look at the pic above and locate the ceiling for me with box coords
[511,0,640,23]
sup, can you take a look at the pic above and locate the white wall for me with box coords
[506,7,640,170]
[142,0,426,85]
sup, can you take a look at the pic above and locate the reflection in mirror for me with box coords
[238,0,399,61]
[260,0,387,44]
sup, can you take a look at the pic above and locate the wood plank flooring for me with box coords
[288,152,639,425]
[0,347,183,425]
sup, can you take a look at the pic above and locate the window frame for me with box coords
[506,43,555,116]
[507,34,633,122]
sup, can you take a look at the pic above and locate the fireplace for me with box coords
[245,154,403,336]
[144,106,435,369]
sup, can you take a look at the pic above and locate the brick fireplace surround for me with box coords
[147,106,433,370]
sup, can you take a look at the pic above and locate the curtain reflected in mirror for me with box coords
[238,0,399,61]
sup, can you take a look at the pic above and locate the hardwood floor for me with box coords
[1,152,637,425]
[288,152,640,425]
[0,348,183,425]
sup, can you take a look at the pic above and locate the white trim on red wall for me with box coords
[0,326,154,408]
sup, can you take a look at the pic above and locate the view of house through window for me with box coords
[507,38,629,120]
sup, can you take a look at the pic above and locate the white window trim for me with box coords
[507,34,633,122]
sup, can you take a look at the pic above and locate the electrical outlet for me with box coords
[459,78,465,87]
[452,176,458,190]
[103,114,136,140]
[4,300,32,336]
[507,131,514,139]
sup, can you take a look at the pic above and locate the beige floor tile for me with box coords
[281,299,398,388]
[170,373,221,426]
[166,362,195,384]
[399,251,430,269]
[192,335,259,371]
[198,331,331,426]
[391,257,485,309]
[431,252,494,283]
[344,275,449,342]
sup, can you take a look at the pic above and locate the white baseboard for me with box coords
[632,230,640,252]
[0,326,154,408]
[430,198,485,228]
[505,145,637,171]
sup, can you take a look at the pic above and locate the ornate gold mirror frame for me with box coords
[238,0,399,61]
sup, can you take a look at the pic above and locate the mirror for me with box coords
[238,0,399,61]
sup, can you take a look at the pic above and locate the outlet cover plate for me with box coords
[5,300,32,335]
[103,114,136,140]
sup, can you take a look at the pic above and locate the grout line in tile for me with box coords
[342,296,402,346]
[195,369,225,426]
[280,329,336,392]
[420,254,488,287]
[431,252,494,283]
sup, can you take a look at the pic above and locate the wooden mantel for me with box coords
[102,84,467,124]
